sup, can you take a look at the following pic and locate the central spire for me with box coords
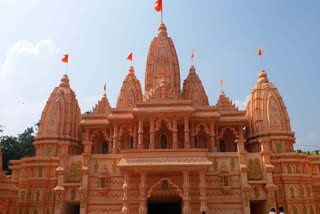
[145,23,181,99]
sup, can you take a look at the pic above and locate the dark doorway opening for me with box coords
[250,200,267,214]
[148,202,181,214]
[62,203,80,214]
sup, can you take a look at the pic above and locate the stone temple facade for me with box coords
[2,23,320,214]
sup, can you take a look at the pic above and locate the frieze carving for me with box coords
[247,158,263,180]
[45,146,53,157]
[244,193,249,206]
[254,186,260,199]
[307,186,312,198]
[300,185,305,198]
[112,161,117,174]
[38,168,43,177]
[56,195,61,209]
[71,189,76,200]
[290,186,295,198]
[212,159,218,172]
[93,160,99,174]
[275,142,283,153]
[303,205,307,214]
[287,164,293,174]
[81,194,87,208]
[292,205,299,214]
[67,161,82,183]
[230,158,235,172]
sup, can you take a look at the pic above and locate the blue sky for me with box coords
[0,0,319,150]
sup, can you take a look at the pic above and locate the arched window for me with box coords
[220,140,226,152]
[160,135,167,149]
[130,136,134,149]
[102,142,108,154]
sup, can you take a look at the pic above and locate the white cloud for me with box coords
[0,39,61,136]
[234,95,250,110]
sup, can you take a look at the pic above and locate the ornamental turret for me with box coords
[182,65,209,106]
[34,75,82,157]
[145,23,181,100]
[246,70,294,152]
[117,66,143,108]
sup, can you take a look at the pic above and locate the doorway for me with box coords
[250,200,268,214]
[62,203,80,214]
[148,202,181,214]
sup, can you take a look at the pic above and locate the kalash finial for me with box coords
[257,70,269,84]
[59,74,70,87]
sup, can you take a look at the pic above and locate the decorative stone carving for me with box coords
[216,91,238,111]
[112,161,117,174]
[47,189,52,201]
[292,205,299,214]
[92,93,111,114]
[81,194,87,208]
[93,160,99,174]
[244,192,249,206]
[38,168,43,177]
[67,161,82,183]
[71,189,76,200]
[275,142,283,153]
[254,186,260,199]
[212,159,218,172]
[287,164,293,174]
[55,195,61,209]
[247,158,263,180]
[230,158,235,172]
[45,146,53,157]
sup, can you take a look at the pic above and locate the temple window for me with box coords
[220,140,226,152]
[160,135,167,149]
[130,136,134,149]
[194,136,198,148]
[102,142,108,154]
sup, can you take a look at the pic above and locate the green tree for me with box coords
[0,125,36,174]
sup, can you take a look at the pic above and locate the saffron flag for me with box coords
[191,49,196,59]
[258,47,263,56]
[221,80,223,87]
[155,0,162,12]
[127,53,133,61]
[104,83,106,92]
[163,67,165,76]
[61,54,68,63]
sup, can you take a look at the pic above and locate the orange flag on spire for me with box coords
[127,53,132,61]
[155,0,162,12]
[163,67,165,77]
[61,54,68,63]
[258,47,263,56]
[221,80,223,87]
[191,49,196,59]
[104,83,106,92]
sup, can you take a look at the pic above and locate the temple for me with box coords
[1,22,320,214]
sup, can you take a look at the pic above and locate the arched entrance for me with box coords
[147,178,183,214]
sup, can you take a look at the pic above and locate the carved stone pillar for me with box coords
[133,125,138,149]
[138,171,147,214]
[108,128,113,153]
[184,117,191,149]
[113,125,119,154]
[191,122,195,148]
[122,171,130,214]
[183,170,191,214]
[173,119,178,149]
[199,169,208,213]
[138,120,144,149]
[260,138,277,210]
[209,121,216,152]
[235,138,251,214]
[149,119,155,149]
